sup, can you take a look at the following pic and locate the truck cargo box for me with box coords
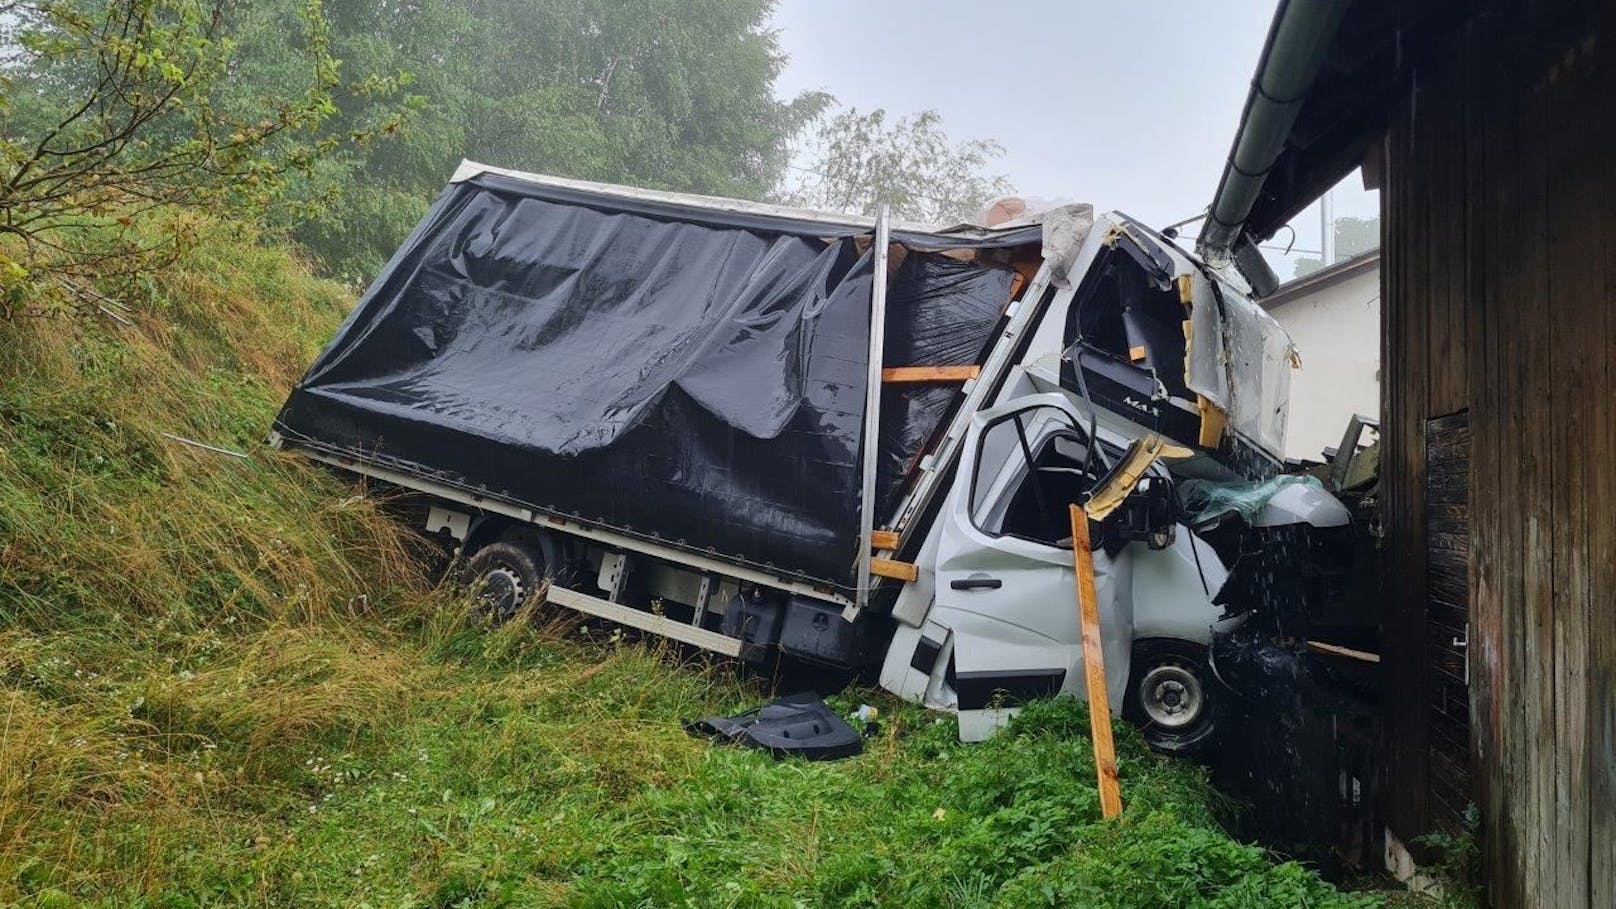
[274,163,1037,595]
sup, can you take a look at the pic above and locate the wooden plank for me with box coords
[1426,49,1476,845]
[1175,273,1193,306]
[880,365,981,383]
[1400,73,1436,844]
[1492,38,1556,901]
[869,557,917,582]
[1591,8,1616,903]
[1127,345,1147,363]
[1379,93,1429,844]
[869,530,899,551]
[1468,13,1516,900]
[1546,41,1598,905]
[1069,504,1121,819]
[1196,396,1226,449]
[1305,640,1380,663]
[1519,42,1557,904]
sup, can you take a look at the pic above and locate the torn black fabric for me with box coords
[875,253,1011,520]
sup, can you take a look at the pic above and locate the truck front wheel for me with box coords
[1123,639,1220,756]
[460,540,547,622]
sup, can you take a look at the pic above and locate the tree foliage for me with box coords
[225,0,830,278]
[1291,215,1380,278]
[3,1,1015,288]
[779,106,1014,225]
[0,0,403,311]
[3,0,830,286]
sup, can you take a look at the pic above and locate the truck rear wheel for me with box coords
[1124,639,1220,756]
[460,540,547,622]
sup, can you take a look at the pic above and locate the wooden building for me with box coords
[1203,1,1615,905]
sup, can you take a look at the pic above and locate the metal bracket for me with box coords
[425,506,471,541]
[854,207,892,615]
[691,574,715,628]
[598,552,632,603]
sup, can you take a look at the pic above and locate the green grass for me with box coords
[2,221,1388,907]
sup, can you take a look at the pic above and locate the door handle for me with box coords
[1454,622,1469,685]
[951,577,1003,591]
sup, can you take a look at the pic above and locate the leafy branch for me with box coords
[0,0,407,313]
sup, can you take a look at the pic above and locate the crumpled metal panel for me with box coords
[1186,274,1296,458]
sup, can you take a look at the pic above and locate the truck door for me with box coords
[930,392,1133,740]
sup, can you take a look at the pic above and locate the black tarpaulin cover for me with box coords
[275,173,1018,592]
[875,253,1012,522]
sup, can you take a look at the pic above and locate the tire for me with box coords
[1123,639,1221,756]
[459,540,548,623]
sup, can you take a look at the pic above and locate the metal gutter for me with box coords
[1197,0,1351,263]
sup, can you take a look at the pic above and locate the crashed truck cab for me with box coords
[878,213,1354,746]
[268,163,1356,752]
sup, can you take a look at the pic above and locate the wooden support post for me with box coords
[1069,504,1122,819]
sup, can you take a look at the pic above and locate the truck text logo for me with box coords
[1122,395,1160,418]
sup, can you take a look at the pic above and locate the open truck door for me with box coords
[903,392,1135,741]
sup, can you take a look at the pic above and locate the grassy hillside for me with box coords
[0,224,1382,908]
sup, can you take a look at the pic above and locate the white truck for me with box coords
[272,161,1353,751]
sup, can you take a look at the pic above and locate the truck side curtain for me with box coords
[274,174,1011,592]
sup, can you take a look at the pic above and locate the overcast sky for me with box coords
[769,0,1379,266]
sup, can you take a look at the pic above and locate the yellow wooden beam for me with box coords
[870,557,918,582]
[1069,504,1123,819]
[870,530,900,551]
[881,365,981,383]
[1197,395,1227,449]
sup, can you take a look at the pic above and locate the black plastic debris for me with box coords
[685,692,862,760]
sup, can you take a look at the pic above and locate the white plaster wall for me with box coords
[1268,265,1381,461]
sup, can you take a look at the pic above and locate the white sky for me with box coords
[769,0,1379,273]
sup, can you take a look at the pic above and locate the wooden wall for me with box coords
[1378,2,1615,905]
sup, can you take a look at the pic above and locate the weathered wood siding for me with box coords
[1379,3,1615,905]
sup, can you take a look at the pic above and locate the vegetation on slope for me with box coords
[0,225,1378,907]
